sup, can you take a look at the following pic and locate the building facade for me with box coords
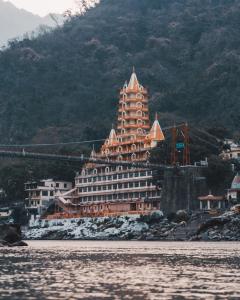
[25,179,72,216]
[46,70,165,219]
[198,193,227,211]
[227,173,240,204]
[220,139,240,160]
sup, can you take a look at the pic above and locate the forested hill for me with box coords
[0,0,240,144]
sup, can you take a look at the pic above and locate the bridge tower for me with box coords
[171,123,191,166]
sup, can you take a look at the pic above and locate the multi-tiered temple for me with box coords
[99,69,164,162]
[46,70,165,219]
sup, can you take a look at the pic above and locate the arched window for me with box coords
[105,167,109,173]
[137,110,142,117]
[137,93,142,99]
[122,111,126,117]
[121,129,126,135]
[93,169,98,175]
[131,153,136,161]
[117,166,123,171]
[145,151,150,159]
[138,128,143,134]
[118,146,123,152]
[137,102,142,108]
[132,144,137,151]
[123,93,127,100]
[137,119,142,125]
[130,135,136,140]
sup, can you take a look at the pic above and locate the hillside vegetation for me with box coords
[0,0,240,145]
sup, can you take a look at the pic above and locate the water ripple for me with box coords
[0,241,240,299]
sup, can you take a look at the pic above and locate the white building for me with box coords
[24,179,72,217]
[227,173,240,204]
[220,139,240,160]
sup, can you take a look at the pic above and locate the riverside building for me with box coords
[47,69,165,219]
[25,179,72,217]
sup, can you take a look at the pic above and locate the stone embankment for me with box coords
[0,224,28,247]
[25,209,240,241]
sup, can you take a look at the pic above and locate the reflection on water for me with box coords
[0,241,240,299]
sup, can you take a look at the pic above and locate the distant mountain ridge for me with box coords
[0,0,63,46]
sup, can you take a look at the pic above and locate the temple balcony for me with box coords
[120,88,148,95]
[119,98,148,103]
[102,139,146,147]
[101,147,151,156]
[119,107,149,112]
[118,116,149,121]
[117,124,150,129]
[76,175,153,186]
[77,186,157,196]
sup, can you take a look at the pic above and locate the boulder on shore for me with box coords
[0,224,28,247]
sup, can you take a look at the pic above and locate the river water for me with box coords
[0,241,240,300]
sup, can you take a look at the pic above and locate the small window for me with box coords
[56,183,59,188]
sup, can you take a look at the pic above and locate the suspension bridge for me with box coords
[0,123,221,169]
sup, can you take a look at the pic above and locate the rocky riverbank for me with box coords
[24,209,240,241]
[0,224,28,247]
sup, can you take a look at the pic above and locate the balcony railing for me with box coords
[118,115,149,121]
[119,107,148,112]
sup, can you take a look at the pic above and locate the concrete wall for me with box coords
[161,166,207,214]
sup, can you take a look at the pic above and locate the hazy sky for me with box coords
[7,0,77,16]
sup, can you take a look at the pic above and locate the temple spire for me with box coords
[90,144,96,158]
[149,114,165,142]
[128,67,139,90]
[108,128,117,145]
